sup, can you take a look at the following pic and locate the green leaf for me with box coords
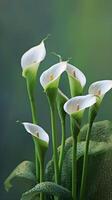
[21,182,72,200]
[78,149,112,200]
[45,160,54,182]
[4,161,36,192]
[61,140,112,190]
[45,120,112,199]
[61,120,112,199]
[78,120,112,142]
[78,121,112,199]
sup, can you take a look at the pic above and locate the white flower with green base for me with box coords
[64,94,96,200]
[89,80,112,96]
[40,61,67,188]
[21,40,46,185]
[22,122,49,200]
[21,41,46,76]
[22,122,49,147]
[66,63,86,97]
[40,61,67,91]
[21,40,46,123]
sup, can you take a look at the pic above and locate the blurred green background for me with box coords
[0,0,112,199]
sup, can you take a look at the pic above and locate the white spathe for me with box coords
[22,122,49,144]
[40,61,67,89]
[66,63,86,88]
[64,94,96,115]
[89,80,112,96]
[21,41,46,69]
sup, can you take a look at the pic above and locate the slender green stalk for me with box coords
[72,136,77,200]
[33,139,40,182]
[26,79,40,182]
[79,121,93,200]
[71,117,78,200]
[26,79,37,124]
[39,155,44,200]
[59,119,66,177]
[50,103,59,184]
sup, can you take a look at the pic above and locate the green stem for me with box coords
[79,121,93,200]
[39,154,44,200]
[26,79,37,124]
[50,103,59,184]
[72,137,77,200]
[71,118,78,200]
[59,119,66,178]
[33,139,40,182]
[26,79,40,182]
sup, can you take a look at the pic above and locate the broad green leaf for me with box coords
[21,181,72,200]
[45,160,54,182]
[61,140,111,190]
[78,149,112,200]
[78,120,112,142]
[45,120,112,199]
[4,161,36,192]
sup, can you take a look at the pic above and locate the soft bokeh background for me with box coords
[0,0,112,199]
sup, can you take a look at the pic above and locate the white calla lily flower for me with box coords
[66,63,86,97]
[40,62,67,183]
[64,94,96,116]
[21,41,46,70]
[89,80,112,97]
[40,61,67,90]
[22,122,49,144]
[66,64,86,88]
[21,41,46,123]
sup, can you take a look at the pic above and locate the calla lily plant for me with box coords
[40,61,67,186]
[4,39,112,200]
[64,94,96,200]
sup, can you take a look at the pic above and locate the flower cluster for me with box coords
[4,39,112,200]
[21,39,112,200]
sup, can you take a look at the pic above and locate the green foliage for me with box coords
[45,136,72,182]
[4,121,112,199]
[45,120,112,199]
[21,182,72,200]
[61,140,112,190]
[78,120,112,199]
[79,120,112,142]
[45,160,54,182]
[84,150,112,200]
[4,161,36,192]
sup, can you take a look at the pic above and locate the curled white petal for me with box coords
[66,63,86,88]
[22,122,49,144]
[64,94,96,115]
[89,80,112,96]
[21,41,46,69]
[40,61,67,89]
